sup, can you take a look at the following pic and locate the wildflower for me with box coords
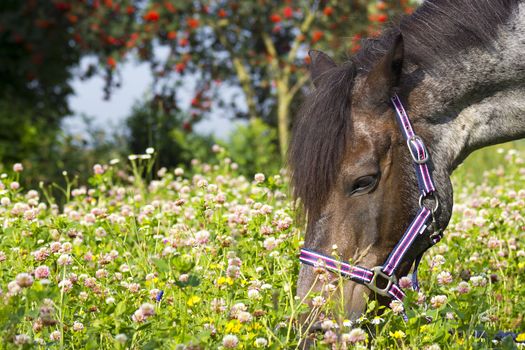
[1,197,10,206]
[50,330,61,341]
[425,345,441,350]
[254,173,265,183]
[254,337,268,348]
[211,298,226,312]
[346,328,367,343]
[128,283,140,293]
[430,295,448,308]
[58,279,73,292]
[222,334,239,348]
[263,237,279,251]
[115,334,128,344]
[324,330,338,344]
[230,303,247,318]
[370,316,384,325]
[237,311,253,323]
[470,275,487,287]
[389,330,406,339]
[35,265,50,279]
[16,273,34,288]
[430,254,445,268]
[13,163,23,172]
[93,164,104,175]
[416,292,426,305]
[179,274,189,283]
[73,321,84,331]
[321,320,335,330]
[194,230,210,245]
[389,300,404,315]
[398,276,412,289]
[57,254,72,266]
[187,295,201,307]
[311,296,325,307]
[247,289,261,300]
[456,281,470,294]
[10,181,20,190]
[14,334,31,345]
[437,271,453,285]
[174,168,184,176]
[145,147,155,154]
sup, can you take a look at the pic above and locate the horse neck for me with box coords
[404,2,525,174]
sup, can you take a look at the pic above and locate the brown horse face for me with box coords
[291,35,452,319]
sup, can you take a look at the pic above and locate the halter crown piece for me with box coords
[299,94,443,312]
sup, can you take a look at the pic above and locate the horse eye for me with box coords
[347,175,379,196]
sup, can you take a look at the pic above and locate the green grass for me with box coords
[0,144,524,349]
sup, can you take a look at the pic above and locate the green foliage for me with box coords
[126,98,215,169]
[220,118,281,176]
[0,146,524,348]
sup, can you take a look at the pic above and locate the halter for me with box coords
[299,94,443,304]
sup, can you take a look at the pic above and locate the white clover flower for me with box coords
[254,173,265,183]
[430,295,448,308]
[73,321,84,332]
[254,337,268,348]
[222,334,239,348]
[389,300,404,315]
[115,334,128,344]
[346,328,367,343]
[311,296,325,307]
[436,271,453,285]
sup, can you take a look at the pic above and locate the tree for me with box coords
[0,0,415,169]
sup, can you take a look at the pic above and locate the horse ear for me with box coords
[364,33,404,103]
[309,50,337,86]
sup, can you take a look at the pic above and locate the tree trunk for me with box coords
[277,93,291,160]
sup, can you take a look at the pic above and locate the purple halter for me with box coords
[299,94,443,304]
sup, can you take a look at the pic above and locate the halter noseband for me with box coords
[299,94,443,304]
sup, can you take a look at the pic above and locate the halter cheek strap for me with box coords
[299,94,443,307]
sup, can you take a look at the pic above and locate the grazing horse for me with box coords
[289,0,525,323]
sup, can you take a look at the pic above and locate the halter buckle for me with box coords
[419,192,439,213]
[364,266,397,297]
[407,135,429,164]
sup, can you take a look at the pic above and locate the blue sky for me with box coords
[65,57,239,140]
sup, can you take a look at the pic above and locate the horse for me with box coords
[289,0,525,327]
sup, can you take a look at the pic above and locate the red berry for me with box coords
[270,14,281,23]
[283,6,293,19]
[144,10,160,22]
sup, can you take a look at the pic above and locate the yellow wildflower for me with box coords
[187,295,201,307]
[225,320,242,333]
[389,330,406,339]
[217,276,233,286]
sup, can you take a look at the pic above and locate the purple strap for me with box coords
[382,207,432,276]
[300,249,406,301]
[411,253,424,291]
[299,249,373,283]
[391,94,436,196]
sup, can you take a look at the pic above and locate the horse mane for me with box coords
[288,0,519,223]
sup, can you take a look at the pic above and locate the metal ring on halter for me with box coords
[364,266,398,297]
[407,135,429,164]
[419,192,439,213]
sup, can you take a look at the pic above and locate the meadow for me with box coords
[0,143,524,349]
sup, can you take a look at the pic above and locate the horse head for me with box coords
[289,33,454,319]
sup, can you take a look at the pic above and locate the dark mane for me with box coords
[288,0,519,223]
